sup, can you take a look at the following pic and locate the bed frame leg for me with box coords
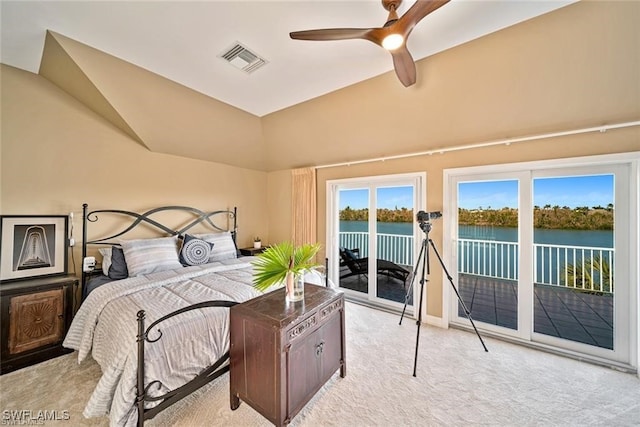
[136,310,146,427]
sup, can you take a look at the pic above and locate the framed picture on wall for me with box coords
[0,215,68,282]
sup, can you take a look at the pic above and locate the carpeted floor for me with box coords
[1,302,639,426]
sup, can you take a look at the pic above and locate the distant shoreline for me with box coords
[339,207,613,231]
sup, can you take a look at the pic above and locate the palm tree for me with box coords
[562,254,613,293]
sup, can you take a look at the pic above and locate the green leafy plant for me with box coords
[562,254,613,293]
[254,236,261,242]
[252,241,321,291]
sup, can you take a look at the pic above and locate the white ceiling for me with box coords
[1,0,576,117]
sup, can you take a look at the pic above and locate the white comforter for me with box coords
[63,258,262,427]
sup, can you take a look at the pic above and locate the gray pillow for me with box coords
[120,236,182,277]
[194,231,238,262]
[98,246,128,279]
[108,246,129,279]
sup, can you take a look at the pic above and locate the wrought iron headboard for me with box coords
[81,203,237,291]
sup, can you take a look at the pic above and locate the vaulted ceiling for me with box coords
[1,1,590,171]
[2,1,576,116]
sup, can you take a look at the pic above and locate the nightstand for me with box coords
[0,275,77,374]
[229,284,346,426]
[239,247,266,256]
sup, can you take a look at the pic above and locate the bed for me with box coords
[63,204,264,426]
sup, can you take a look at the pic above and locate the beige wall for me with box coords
[266,170,293,245]
[0,65,269,273]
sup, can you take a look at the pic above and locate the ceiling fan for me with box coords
[289,0,450,87]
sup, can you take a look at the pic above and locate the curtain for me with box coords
[291,167,317,246]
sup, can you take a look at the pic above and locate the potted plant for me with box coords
[252,241,321,302]
[253,236,262,249]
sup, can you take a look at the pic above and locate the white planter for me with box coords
[253,241,262,249]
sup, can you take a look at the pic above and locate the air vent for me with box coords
[219,42,268,74]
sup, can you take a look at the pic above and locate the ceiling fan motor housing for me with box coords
[382,0,402,24]
[382,0,403,13]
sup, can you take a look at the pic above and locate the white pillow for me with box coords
[194,231,237,262]
[120,236,182,277]
[99,247,112,276]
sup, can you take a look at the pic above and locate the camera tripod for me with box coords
[399,220,488,377]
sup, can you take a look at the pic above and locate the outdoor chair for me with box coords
[339,247,411,287]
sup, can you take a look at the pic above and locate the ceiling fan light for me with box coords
[382,33,404,50]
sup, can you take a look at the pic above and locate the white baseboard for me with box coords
[424,314,447,329]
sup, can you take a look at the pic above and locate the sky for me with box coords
[339,186,413,210]
[459,174,614,209]
[339,175,614,211]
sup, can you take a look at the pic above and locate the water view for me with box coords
[341,221,613,248]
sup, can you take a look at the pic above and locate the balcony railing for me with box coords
[339,232,614,294]
[458,238,614,294]
[338,232,414,267]
[458,239,518,281]
[533,243,614,293]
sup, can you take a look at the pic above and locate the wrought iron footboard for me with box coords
[135,300,238,427]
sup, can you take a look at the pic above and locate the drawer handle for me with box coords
[315,341,324,357]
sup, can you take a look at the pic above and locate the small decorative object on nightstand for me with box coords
[253,236,262,249]
[0,275,77,374]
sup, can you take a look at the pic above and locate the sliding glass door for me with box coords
[457,178,520,331]
[327,173,424,312]
[530,172,627,356]
[446,157,635,367]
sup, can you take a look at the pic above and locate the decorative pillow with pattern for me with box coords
[179,234,215,266]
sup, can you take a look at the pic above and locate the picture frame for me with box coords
[0,215,68,282]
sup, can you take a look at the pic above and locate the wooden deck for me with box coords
[339,271,613,350]
[458,273,614,350]
[339,272,412,305]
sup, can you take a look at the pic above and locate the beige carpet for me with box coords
[1,302,639,426]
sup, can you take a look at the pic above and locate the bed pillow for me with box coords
[108,246,129,279]
[98,247,112,276]
[179,234,215,266]
[120,236,182,277]
[194,231,238,261]
[98,246,129,279]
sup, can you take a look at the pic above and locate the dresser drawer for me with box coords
[286,311,318,344]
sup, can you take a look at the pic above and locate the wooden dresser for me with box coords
[0,275,77,374]
[230,284,346,426]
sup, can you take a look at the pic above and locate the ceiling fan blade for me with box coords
[291,27,390,48]
[290,28,376,42]
[391,46,417,87]
[290,1,451,87]
[396,0,451,36]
